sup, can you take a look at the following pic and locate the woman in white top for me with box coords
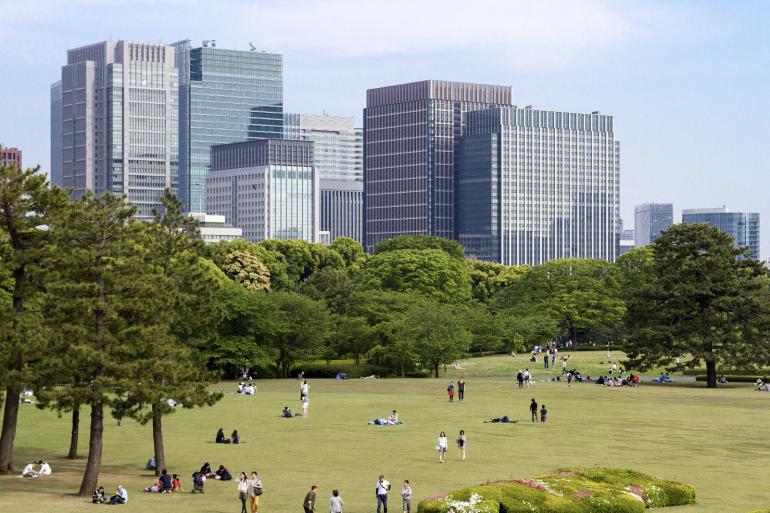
[237,472,249,513]
[436,432,448,463]
[38,461,52,476]
[248,471,262,513]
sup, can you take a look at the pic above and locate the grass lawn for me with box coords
[0,351,768,513]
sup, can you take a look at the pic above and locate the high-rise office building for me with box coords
[206,139,318,243]
[455,106,620,265]
[616,219,635,257]
[173,40,283,214]
[634,202,673,247]
[50,81,62,185]
[364,80,512,252]
[284,113,363,242]
[55,41,178,219]
[682,207,760,259]
[0,146,22,168]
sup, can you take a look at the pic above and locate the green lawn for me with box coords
[445,350,666,379]
[1,352,768,513]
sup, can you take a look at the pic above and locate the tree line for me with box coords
[1,164,769,491]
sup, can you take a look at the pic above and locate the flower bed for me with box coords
[417,468,695,513]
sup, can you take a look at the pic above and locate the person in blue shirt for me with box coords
[109,485,128,504]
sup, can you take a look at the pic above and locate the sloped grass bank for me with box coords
[418,468,695,513]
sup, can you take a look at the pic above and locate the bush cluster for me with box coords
[417,467,696,513]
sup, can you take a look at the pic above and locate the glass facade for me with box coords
[59,41,178,219]
[206,139,318,243]
[456,107,620,265]
[364,80,513,252]
[50,81,62,185]
[634,203,673,247]
[681,208,760,260]
[284,113,363,242]
[174,40,283,213]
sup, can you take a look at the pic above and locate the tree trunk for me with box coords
[705,359,717,389]
[67,403,80,459]
[78,402,104,497]
[433,364,440,378]
[152,405,165,476]
[0,385,20,473]
[569,326,577,348]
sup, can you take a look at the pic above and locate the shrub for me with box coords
[417,467,695,513]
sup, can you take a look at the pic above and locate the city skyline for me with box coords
[2,0,769,255]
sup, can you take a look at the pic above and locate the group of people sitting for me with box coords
[20,460,51,478]
[652,372,674,383]
[236,382,256,395]
[592,374,640,387]
[92,485,128,504]
[755,377,770,392]
[144,469,182,493]
[215,428,241,444]
[368,410,401,425]
[191,462,232,492]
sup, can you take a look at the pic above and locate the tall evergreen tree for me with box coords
[0,165,68,473]
[127,190,222,475]
[625,223,770,388]
[43,192,166,495]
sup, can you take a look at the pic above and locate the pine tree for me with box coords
[0,164,68,473]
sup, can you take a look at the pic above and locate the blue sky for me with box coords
[1,0,768,256]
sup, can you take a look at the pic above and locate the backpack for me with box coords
[193,472,203,485]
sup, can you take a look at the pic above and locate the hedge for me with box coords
[417,467,695,513]
[695,375,767,383]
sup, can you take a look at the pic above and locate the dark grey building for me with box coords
[320,179,363,243]
[173,40,283,214]
[456,106,620,265]
[206,139,318,243]
[55,41,179,219]
[682,207,760,260]
[363,80,512,252]
[50,81,62,186]
[634,202,673,247]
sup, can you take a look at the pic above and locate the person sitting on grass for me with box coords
[109,485,128,504]
[282,406,293,418]
[215,427,228,444]
[652,373,673,383]
[159,468,172,492]
[717,375,729,384]
[200,462,213,478]
[145,457,156,471]
[37,461,52,476]
[192,471,206,493]
[92,487,106,504]
[171,474,182,492]
[388,410,399,423]
[144,477,162,493]
[231,429,241,444]
[215,465,232,481]
[20,461,37,478]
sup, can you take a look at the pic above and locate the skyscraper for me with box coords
[616,219,635,257]
[634,202,673,247]
[50,81,62,185]
[682,207,760,259]
[364,80,512,252]
[284,113,363,242]
[55,41,178,219]
[206,139,318,243]
[455,106,620,265]
[173,40,283,214]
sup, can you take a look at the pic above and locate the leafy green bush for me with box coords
[417,467,695,513]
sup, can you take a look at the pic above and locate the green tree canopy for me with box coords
[374,235,465,259]
[259,239,344,286]
[358,248,473,303]
[206,239,290,289]
[467,259,527,303]
[330,236,366,271]
[220,250,271,291]
[624,223,770,388]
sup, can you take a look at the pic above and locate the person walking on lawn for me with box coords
[529,398,538,422]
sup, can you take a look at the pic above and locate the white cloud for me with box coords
[0,0,683,72]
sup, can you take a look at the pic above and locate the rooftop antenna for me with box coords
[203,40,216,48]
[249,43,256,51]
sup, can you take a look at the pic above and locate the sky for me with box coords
[1,0,768,256]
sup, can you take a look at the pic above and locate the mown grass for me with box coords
[0,351,768,513]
